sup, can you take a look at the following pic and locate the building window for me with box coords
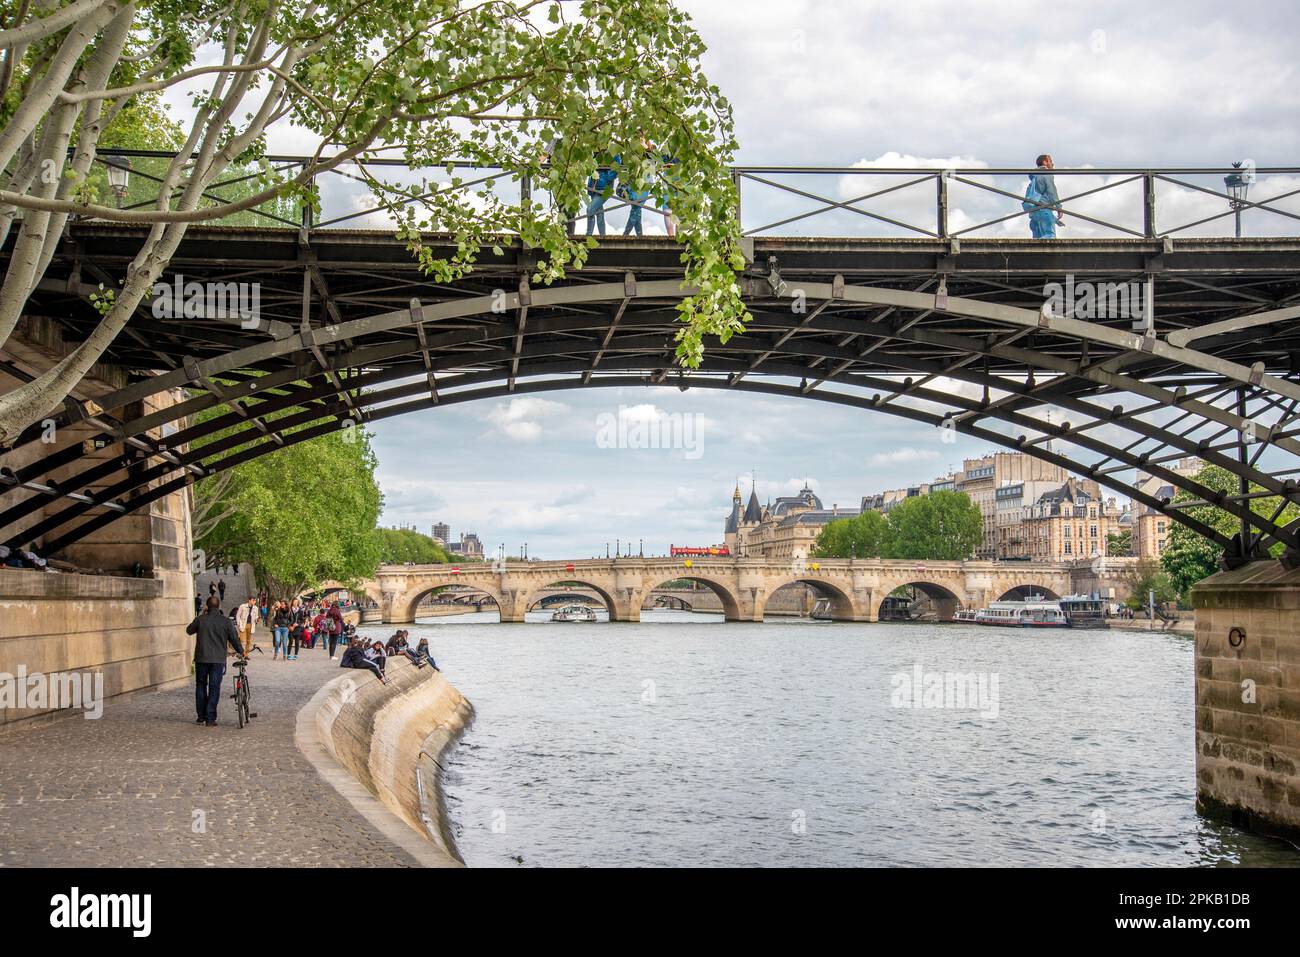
[1064,541,1072,554]
[1157,521,1165,533]
[1090,525,1098,538]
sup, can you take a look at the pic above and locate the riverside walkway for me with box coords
[0,650,420,867]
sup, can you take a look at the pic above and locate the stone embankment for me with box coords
[299,655,473,866]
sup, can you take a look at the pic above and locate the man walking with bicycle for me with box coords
[187,595,245,726]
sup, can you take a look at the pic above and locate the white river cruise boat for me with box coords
[551,603,598,622]
[974,599,1068,628]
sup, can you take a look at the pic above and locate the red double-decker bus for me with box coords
[669,545,730,557]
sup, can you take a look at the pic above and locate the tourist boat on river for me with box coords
[551,603,598,622]
[953,608,979,623]
[1059,594,1109,629]
[974,598,1068,628]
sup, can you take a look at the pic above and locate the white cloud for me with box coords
[870,448,941,466]
[484,397,568,442]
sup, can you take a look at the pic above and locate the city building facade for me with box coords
[725,483,858,560]
[449,532,484,560]
[1021,477,1122,562]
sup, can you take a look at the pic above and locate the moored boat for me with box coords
[974,598,1068,628]
[1059,594,1109,629]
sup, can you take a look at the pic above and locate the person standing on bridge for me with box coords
[586,154,620,236]
[187,595,245,726]
[1024,154,1064,238]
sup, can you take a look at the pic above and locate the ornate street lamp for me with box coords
[1224,161,1253,238]
[105,155,132,208]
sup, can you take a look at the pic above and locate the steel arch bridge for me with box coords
[3,221,1300,565]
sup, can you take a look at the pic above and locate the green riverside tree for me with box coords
[377,528,455,565]
[812,510,892,558]
[1161,464,1300,602]
[191,406,382,602]
[883,491,983,561]
[1125,558,1178,610]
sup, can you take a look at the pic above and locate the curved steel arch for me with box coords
[6,274,1299,561]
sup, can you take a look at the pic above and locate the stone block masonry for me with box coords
[1192,561,1300,844]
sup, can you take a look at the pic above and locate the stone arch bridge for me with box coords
[336,558,1072,624]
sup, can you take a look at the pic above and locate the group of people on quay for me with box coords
[224,595,356,661]
[186,586,441,725]
[338,630,440,686]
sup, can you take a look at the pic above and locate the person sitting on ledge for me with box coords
[414,638,440,672]
[363,639,387,675]
[386,630,430,669]
[339,637,386,684]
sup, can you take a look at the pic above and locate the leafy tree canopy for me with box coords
[0,0,745,444]
[1161,463,1300,601]
[377,527,455,564]
[813,492,983,561]
[191,400,382,600]
[812,509,891,558]
[883,491,983,561]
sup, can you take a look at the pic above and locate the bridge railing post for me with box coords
[1143,171,1156,238]
[520,172,531,236]
[732,167,743,231]
[301,162,315,231]
[936,171,949,238]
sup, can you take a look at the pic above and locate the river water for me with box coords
[389,609,1299,867]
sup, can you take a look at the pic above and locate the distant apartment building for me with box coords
[857,451,1126,562]
[1021,478,1122,562]
[994,479,1065,559]
[955,453,1068,559]
[1132,487,1175,558]
[1131,457,1200,559]
[861,484,931,513]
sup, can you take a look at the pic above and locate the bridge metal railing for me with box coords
[81,150,1300,240]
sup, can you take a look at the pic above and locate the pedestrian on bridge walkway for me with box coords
[586,154,620,236]
[1024,154,1064,238]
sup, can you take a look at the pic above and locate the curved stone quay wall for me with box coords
[309,656,473,865]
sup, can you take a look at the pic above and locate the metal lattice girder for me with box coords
[8,348,1287,554]
[6,350,1297,552]
[9,228,1300,558]
[31,368,1238,557]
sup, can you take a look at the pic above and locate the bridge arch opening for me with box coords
[525,580,615,618]
[644,576,739,621]
[761,578,855,621]
[406,582,502,622]
[880,582,962,622]
[998,584,1062,601]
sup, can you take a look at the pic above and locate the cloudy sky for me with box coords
[358,0,1298,558]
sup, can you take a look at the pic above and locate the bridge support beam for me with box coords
[1191,561,1300,845]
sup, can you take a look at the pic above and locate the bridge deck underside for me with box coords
[5,228,1300,558]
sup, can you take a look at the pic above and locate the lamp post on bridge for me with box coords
[105,155,131,208]
[1224,161,1253,238]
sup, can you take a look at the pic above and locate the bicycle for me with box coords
[230,648,261,728]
